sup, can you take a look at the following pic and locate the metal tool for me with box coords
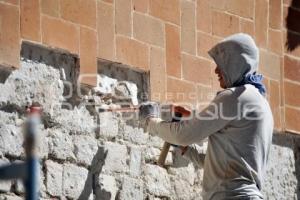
[98,106,139,113]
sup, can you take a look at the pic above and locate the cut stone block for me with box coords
[74,135,98,166]
[45,160,63,196]
[63,164,88,199]
[119,176,143,200]
[102,142,128,173]
[95,174,118,200]
[143,164,172,196]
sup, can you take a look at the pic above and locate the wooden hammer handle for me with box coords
[158,142,171,167]
[157,105,191,167]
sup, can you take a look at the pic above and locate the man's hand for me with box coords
[170,144,188,155]
[139,102,160,131]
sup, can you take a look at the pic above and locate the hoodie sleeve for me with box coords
[148,89,237,146]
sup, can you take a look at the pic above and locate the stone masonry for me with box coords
[1,0,300,133]
[0,60,205,200]
[0,61,299,200]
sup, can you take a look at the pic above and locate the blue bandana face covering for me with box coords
[239,73,266,96]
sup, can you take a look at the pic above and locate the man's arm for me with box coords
[148,89,237,146]
[177,144,206,168]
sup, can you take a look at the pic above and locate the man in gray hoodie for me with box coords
[140,33,274,199]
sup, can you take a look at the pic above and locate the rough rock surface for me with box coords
[0,61,63,113]
[0,195,23,200]
[102,142,128,173]
[45,160,63,196]
[96,74,117,95]
[144,164,172,196]
[63,164,88,199]
[97,112,119,139]
[48,128,75,161]
[122,123,149,145]
[119,176,143,200]
[0,125,23,157]
[96,174,118,200]
[74,135,99,166]
[0,60,298,200]
[51,107,96,135]
[114,81,138,106]
[129,147,142,177]
[262,143,298,199]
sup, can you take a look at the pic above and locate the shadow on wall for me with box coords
[285,0,300,51]
[78,147,108,200]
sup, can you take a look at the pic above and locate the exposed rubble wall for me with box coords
[0,61,299,200]
[20,41,82,108]
[0,61,205,200]
[97,59,150,104]
[21,41,80,91]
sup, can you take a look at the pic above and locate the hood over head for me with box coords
[208,33,259,88]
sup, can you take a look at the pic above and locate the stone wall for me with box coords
[0,60,299,200]
[263,134,298,200]
[0,0,299,199]
[0,61,205,200]
[0,0,300,134]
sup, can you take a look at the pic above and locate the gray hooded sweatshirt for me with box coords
[148,33,274,199]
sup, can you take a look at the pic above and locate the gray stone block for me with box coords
[0,195,23,200]
[129,147,142,177]
[14,179,24,195]
[119,176,143,200]
[148,136,164,148]
[103,142,128,173]
[52,107,96,135]
[98,112,119,139]
[1,61,63,113]
[63,164,88,199]
[45,160,63,196]
[143,164,172,196]
[38,128,49,159]
[113,81,138,106]
[95,174,118,200]
[95,74,118,95]
[123,125,148,145]
[168,162,195,185]
[48,129,75,161]
[262,144,297,200]
[74,135,98,166]
[0,111,18,127]
[0,125,23,157]
[173,179,195,200]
